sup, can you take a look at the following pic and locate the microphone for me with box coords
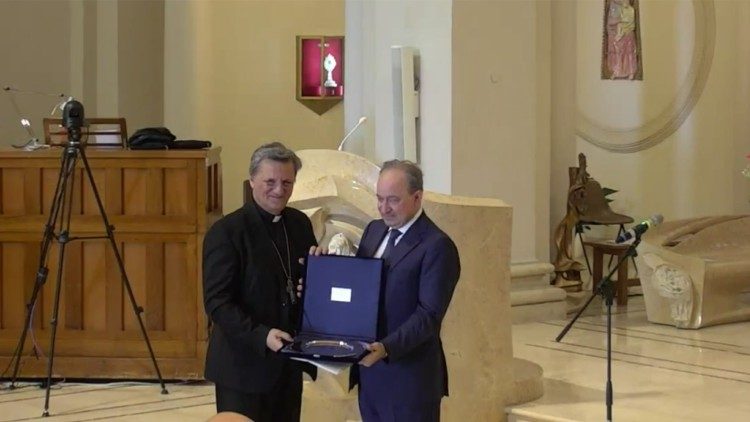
[337,116,367,151]
[616,214,664,243]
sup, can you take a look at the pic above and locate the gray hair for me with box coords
[380,159,423,193]
[249,141,302,176]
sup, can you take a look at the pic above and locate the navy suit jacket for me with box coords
[350,212,460,405]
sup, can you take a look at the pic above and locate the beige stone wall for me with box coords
[0,1,165,147]
[117,0,165,129]
[164,0,345,212]
[0,1,71,146]
[0,0,164,145]
[451,0,551,264]
[552,0,750,234]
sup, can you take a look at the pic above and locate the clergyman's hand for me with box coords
[358,342,388,367]
[296,246,328,298]
[266,328,293,352]
[297,277,304,299]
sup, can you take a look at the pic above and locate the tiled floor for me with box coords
[3,296,749,421]
[0,380,215,421]
[509,296,750,421]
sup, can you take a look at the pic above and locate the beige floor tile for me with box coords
[3,296,749,421]
[509,296,750,421]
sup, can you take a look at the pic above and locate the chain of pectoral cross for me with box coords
[268,220,296,305]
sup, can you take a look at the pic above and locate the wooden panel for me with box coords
[0,355,204,380]
[2,169,24,216]
[146,168,164,216]
[70,168,84,216]
[0,148,220,379]
[105,168,123,215]
[23,168,41,215]
[122,243,147,332]
[22,242,43,330]
[2,243,28,329]
[41,167,62,216]
[0,148,216,160]
[42,241,60,329]
[164,168,189,216]
[123,169,147,215]
[82,241,107,331]
[105,240,124,331]
[0,335,199,358]
[82,168,107,216]
[0,244,2,327]
[145,243,164,331]
[165,242,189,334]
[194,236,209,342]
[63,242,83,330]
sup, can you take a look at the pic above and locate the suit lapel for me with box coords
[360,221,388,257]
[387,212,429,270]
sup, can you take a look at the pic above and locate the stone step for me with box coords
[507,408,581,422]
[507,358,544,406]
[511,262,567,323]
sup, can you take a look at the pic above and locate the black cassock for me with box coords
[202,198,317,421]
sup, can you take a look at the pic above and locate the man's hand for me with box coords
[297,278,304,298]
[266,328,293,352]
[358,341,388,367]
[308,245,327,256]
[296,246,328,298]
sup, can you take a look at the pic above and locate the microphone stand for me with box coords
[555,235,642,422]
[2,85,66,150]
[337,117,367,151]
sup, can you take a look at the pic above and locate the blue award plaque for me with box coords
[280,254,383,363]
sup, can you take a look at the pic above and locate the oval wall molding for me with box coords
[576,0,716,153]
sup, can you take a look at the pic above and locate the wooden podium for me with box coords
[0,147,222,379]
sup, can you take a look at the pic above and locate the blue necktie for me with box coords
[381,229,402,265]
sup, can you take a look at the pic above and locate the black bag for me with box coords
[128,127,211,150]
[128,127,175,149]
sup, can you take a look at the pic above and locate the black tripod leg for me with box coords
[78,149,168,394]
[42,225,70,417]
[43,148,79,417]
[606,293,613,422]
[9,149,73,389]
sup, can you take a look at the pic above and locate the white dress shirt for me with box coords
[373,208,423,258]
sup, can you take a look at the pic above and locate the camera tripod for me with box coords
[6,125,168,417]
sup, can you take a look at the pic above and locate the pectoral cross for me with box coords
[286,278,297,305]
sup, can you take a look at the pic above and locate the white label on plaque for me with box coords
[330,287,352,302]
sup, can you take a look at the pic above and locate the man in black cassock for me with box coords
[202,142,319,422]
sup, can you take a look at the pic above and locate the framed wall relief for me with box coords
[581,1,716,153]
[601,0,643,80]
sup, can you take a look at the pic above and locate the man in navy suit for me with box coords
[351,160,461,422]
